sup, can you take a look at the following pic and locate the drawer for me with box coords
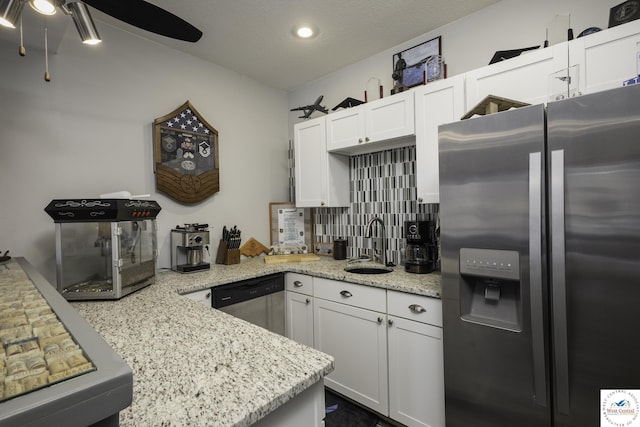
[285,273,313,296]
[314,277,386,312]
[387,290,442,327]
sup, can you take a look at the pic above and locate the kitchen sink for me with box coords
[344,265,393,275]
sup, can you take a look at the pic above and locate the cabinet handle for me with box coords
[365,137,370,142]
[320,201,326,206]
[377,317,383,324]
[339,290,352,298]
[206,292,211,299]
[417,197,423,203]
[409,304,426,314]
[305,298,311,304]
[293,281,303,287]
[358,138,363,143]
[388,319,394,326]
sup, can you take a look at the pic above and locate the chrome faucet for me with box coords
[364,217,386,266]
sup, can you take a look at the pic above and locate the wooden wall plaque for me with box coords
[153,101,219,203]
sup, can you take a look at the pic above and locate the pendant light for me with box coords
[64,1,101,45]
[30,0,58,16]
[0,0,25,28]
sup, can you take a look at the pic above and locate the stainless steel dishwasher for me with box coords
[211,273,285,335]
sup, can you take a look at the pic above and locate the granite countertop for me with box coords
[71,257,441,426]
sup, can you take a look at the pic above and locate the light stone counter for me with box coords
[71,257,441,426]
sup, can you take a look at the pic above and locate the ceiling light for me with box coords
[293,25,318,39]
[0,0,25,28]
[30,0,58,15]
[65,1,101,45]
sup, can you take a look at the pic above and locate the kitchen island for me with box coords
[71,257,441,426]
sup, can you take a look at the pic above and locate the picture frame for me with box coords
[392,36,442,88]
[269,202,313,251]
[609,0,640,28]
[153,101,219,204]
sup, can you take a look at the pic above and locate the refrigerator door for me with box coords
[547,85,640,427]
[439,104,551,427]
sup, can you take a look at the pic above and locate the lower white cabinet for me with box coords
[284,275,445,427]
[285,273,315,347]
[387,290,444,427]
[314,297,389,415]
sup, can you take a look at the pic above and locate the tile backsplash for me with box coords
[312,145,438,266]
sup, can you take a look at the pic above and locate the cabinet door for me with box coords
[313,298,389,415]
[415,75,465,204]
[388,316,445,427]
[285,291,314,348]
[365,90,415,143]
[326,107,365,151]
[465,43,567,108]
[294,117,328,207]
[572,20,640,95]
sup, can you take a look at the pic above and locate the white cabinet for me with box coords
[285,273,315,348]
[327,91,415,155]
[313,278,389,414]
[414,74,466,204]
[572,20,640,95]
[293,117,349,208]
[465,42,568,108]
[183,288,212,306]
[387,291,444,427]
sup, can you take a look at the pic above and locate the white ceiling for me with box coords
[0,0,501,91]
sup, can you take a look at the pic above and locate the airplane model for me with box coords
[290,96,329,119]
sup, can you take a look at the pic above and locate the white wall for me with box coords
[288,0,620,131]
[0,23,289,283]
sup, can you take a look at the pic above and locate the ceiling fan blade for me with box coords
[82,0,202,42]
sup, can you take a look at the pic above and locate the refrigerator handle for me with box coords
[529,152,547,408]
[551,149,570,415]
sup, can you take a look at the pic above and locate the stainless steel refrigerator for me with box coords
[438,84,640,427]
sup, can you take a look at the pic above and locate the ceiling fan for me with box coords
[0,0,202,80]
[0,0,203,44]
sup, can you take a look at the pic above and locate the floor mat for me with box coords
[325,389,379,427]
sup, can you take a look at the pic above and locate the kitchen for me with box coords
[1,0,638,426]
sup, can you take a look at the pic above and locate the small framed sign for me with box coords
[269,202,313,251]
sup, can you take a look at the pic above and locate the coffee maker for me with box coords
[170,224,210,273]
[404,220,438,274]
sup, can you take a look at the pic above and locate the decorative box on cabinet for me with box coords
[415,74,466,204]
[293,117,349,208]
[285,273,315,348]
[327,91,415,155]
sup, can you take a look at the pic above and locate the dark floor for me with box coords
[324,388,379,427]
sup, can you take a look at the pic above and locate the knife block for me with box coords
[215,240,240,265]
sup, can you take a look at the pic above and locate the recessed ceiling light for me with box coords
[293,25,318,39]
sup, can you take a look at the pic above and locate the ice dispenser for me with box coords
[458,248,522,332]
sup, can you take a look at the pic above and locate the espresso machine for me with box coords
[170,224,210,273]
[404,220,438,274]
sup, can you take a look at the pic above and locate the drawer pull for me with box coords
[409,304,426,314]
[294,281,304,287]
[377,317,383,324]
[305,298,311,304]
[388,319,394,326]
[340,290,353,298]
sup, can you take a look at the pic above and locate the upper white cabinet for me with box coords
[327,91,415,155]
[465,42,568,108]
[294,117,350,208]
[415,74,466,204]
[571,20,640,95]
